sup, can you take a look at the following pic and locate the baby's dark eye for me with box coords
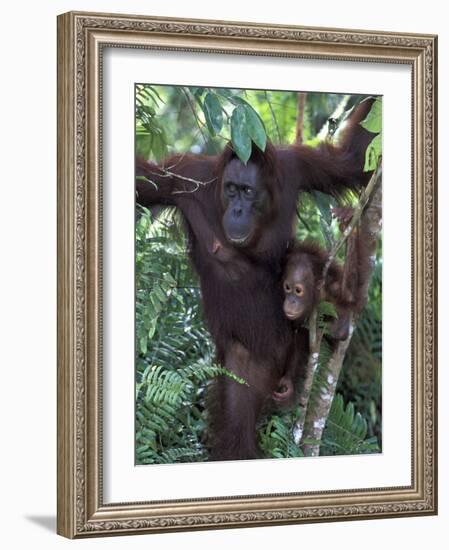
[283,282,291,293]
[295,285,304,297]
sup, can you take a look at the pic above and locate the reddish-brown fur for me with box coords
[282,240,352,340]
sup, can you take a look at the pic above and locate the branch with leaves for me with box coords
[137,84,269,165]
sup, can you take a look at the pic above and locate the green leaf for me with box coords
[312,190,335,226]
[203,92,223,136]
[215,88,234,100]
[320,393,379,456]
[230,96,251,107]
[151,131,167,162]
[360,98,382,133]
[230,106,251,164]
[243,105,267,151]
[146,86,165,105]
[139,336,148,355]
[148,319,157,339]
[190,87,204,99]
[364,134,382,172]
[318,300,338,319]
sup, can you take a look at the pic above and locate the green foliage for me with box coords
[135,86,383,463]
[321,394,380,455]
[318,300,338,321]
[227,99,267,163]
[364,135,382,171]
[316,300,339,338]
[361,98,382,133]
[230,105,252,163]
[258,412,304,459]
[203,92,224,136]
[136,85,270,163]
[135,207,247,464]
[361,98,383,171]
[241,103,267,153]
[135,84,168,161]
[312,191,337,248]
[337,261,382,444]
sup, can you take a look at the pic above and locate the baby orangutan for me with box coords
[282,241,352,340]
[272,207,372,409]
[270,241,350,410]
[282,206,369,340]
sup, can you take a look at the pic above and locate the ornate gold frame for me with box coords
[57,11,438,538]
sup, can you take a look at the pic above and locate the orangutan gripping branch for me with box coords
[136,98,376,460]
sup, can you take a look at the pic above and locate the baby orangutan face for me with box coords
[282,259,317,322]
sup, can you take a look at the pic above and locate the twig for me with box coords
[138,171,217,195]
[182,88,228,150]
[321,163,382,283]
[182,88,210,148]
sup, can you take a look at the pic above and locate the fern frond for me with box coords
[320,394,380,455]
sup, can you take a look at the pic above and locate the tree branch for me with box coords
[137,171,217,195]
[301,319,354,456]
[293,310,322,444]
[321,163,382,283]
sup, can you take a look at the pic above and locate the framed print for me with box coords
[57,11,437,538]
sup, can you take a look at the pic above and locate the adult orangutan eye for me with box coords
[226,182,237,195]
[244,186,254,198]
